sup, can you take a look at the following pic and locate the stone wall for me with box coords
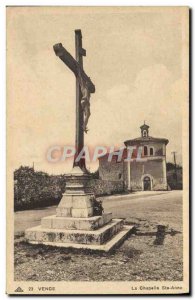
[98,148,168,192]
[86,179,125,196]
[130,159,167,191]
[99,156,124,181]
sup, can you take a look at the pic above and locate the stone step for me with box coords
[41,213,112,231]
[25,219,124,245]
[28,225,134,252]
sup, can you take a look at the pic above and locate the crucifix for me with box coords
[25,30,131,249]
[53,30,95,173]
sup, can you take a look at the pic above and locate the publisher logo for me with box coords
[15,287,24,293]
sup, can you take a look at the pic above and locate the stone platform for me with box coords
[25,213,134,252]
[27,225,133,252]
[25,167,134,252]
[41,212,113,230]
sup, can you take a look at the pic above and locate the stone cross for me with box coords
[53,30,95,172]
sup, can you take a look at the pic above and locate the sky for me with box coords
[7,7,188,174]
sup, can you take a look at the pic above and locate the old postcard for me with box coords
[6,6,189,295]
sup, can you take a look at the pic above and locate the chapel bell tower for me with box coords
[140,122,150,138]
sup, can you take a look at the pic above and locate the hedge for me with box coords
[14,166,66,211]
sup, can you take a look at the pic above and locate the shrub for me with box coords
[14,166,66,211]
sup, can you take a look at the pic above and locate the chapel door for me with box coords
[143,176,151,191]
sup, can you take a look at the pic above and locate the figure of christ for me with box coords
[78,69,91,133]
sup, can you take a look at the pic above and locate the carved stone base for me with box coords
[25,167,134,252]
[41,213,112,231]
[56,193,95,218]
[55,166,96,218]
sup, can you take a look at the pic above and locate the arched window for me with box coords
[143,130,147,137]
[144,146,148,156]
[150,147,154,156]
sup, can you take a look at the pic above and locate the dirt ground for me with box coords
[14,190,183,281]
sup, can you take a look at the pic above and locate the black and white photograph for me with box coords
[6,6,189,295]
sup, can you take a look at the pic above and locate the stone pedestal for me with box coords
[25,167,134,252]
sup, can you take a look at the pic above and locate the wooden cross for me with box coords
[53,30,95,172]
